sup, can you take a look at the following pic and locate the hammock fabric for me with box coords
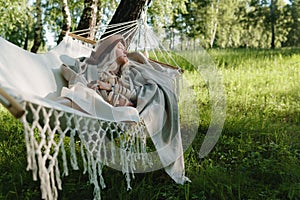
[0,20,189,200]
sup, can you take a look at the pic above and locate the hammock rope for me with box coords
[64,19,182,72]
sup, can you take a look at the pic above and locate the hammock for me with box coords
[0,34,147,199]
[0,18,190,200]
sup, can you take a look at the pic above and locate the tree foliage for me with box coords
[0,0,34,49]
[285,0,300,46]
[0,0,299,50]
[171,0,294,49]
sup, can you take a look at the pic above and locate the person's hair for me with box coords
[85,34,126,65]
[97,40,131,82]
[97,44,119,74]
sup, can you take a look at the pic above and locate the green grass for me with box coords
[0,48,300,199]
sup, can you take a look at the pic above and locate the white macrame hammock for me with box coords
[0,19,183,200]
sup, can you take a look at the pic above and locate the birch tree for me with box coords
[209,0,220,48]
[57,0,72,43]
[31,0,43,53]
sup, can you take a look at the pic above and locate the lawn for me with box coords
[0,48,299,200]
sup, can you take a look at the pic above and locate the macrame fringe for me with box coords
[21,101,150,200]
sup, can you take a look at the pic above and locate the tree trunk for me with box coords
[103,0,152,43]
[209,0,219,48]
[57,0,72,44]
[210,21,218,48]
[76,0,98,39]
[109,0,150,25]
[31,0,43,53]
[96,1,103,32]
[23,26,29,50]
[270,0,276,49]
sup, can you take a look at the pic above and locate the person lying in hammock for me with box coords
[60,35,136,107]
[59,34,179,109]
[58,34,190,185]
